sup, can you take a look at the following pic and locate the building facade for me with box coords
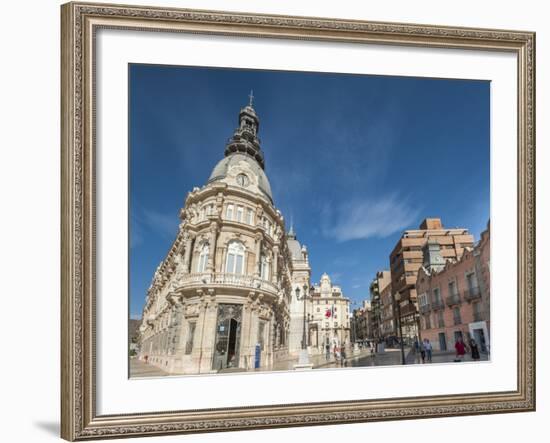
[379,278,396,341]
[389,218,475,342]
[351,300,371,342]
[416,222,490,352]
[138,100,298,374]
[286,226,312,356]
[308,273,351,350]
[369,271,391,342]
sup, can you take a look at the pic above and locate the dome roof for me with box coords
[287,237,303,260]
[207,153,273,201]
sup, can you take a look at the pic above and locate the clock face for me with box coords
[236,173,249,187]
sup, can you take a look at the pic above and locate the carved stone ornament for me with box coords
[185,303,201,317]
[258,304,273,320]
[61,3,534,441]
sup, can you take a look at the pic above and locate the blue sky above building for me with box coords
[129,64,490,319]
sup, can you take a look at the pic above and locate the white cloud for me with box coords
[323,194,420,242]
[130,217,144,249]
[142,209,179,239]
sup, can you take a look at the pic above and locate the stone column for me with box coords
[271,245,279,284]
[239,292,256,370]
[198,290,218,373]
[182,232,194,274]
[207,222,218,273]
[190,292,208,374]
[254,234,262,278]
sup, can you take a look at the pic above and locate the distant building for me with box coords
[416,222,490,352]
[379,279,395,341]
[389,218,475,342]
[286,225,312,357]
[351,301,371,342]
[308,273,351,349]
[369,271,391,341]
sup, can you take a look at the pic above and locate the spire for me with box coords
[224,92,264,168]
[287,224,296,239]
[287,215,296,239]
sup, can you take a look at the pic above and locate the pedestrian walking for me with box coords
[325,343,331,361]
[469,338,480,361]
[454,337,467,362]
[370,341,375,357]
[424,339,433,363]
[341,342,347,366]
[420,341,426,363]
[144,354,148,364]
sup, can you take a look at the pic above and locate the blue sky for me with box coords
[129,64,490,319]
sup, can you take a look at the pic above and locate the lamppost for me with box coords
[306,313,314,347]
[394,292,406,365]
[295,284,313,367]
[351,301,358,344]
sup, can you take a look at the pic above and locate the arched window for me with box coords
[197,243,209,273]
[226,241,245,275]
[260,255,270,280]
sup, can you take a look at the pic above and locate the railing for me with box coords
[473,310,489,322]
[173,272,279,295]
[419,304,431,314]
[464,286,482,302]
[431,299,445,310]
[453,316,462,326]
[446,294,461,307]
[400,303,418,317]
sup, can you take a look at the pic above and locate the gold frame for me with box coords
[61,2,536,440]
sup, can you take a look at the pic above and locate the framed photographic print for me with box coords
[61,1,536,440]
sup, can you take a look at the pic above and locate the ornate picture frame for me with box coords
[61,1,535,440]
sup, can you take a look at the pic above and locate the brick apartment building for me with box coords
[416,222,490,352]
[389,218,475,342]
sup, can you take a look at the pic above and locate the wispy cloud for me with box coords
[322,194,420,242]
[141,209,179,239]
[131,205,180,249]
[130,214,144,249]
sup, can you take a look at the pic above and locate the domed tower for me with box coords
[138,95,294,374]
[286,224,313,356]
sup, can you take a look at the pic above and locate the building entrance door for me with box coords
[438,332,447,351]
[473,328,487,353]
[212,304,242,371]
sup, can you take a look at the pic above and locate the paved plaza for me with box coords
[130,346,489,378]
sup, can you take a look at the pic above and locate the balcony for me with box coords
[446,294,461,307]
[431,299,445,310]
[464,286,482,302]
[419,304,431,314]
[473,310,489,322]
[400,303,418,317]
[172,272,279,296]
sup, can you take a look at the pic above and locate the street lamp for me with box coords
[295,284,313,368]
[394,292,406,365]
[306,313,313,346]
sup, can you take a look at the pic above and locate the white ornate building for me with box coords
[308,273,351,350]
[138,98,320,374]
